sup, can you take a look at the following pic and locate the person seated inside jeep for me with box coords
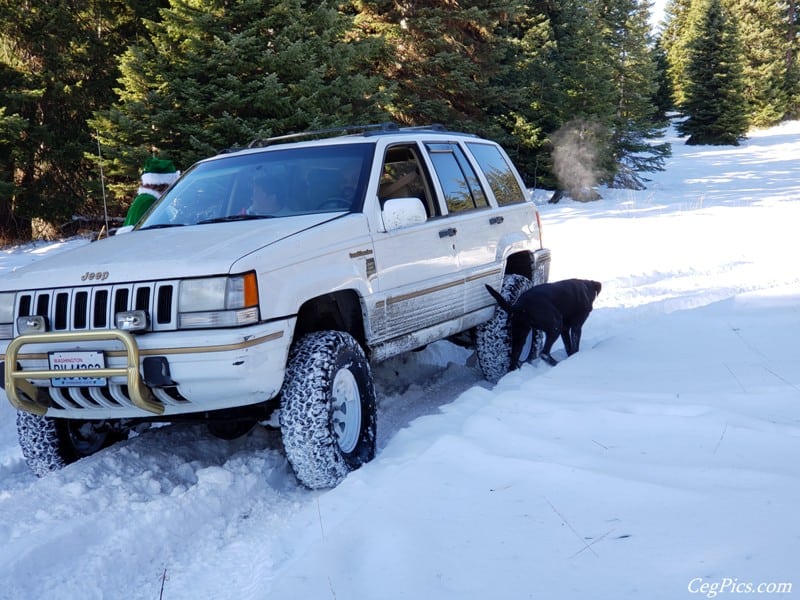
[245,174,285,215]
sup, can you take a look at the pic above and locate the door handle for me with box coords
[489,216,504,225]
[438,227,457,238]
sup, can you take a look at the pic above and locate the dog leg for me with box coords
[560,328,573,355]
[539,329,560,365]
[540,352,558,366]
[565,312,589,356]
[569,326,582,355]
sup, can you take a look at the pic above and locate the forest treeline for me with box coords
[0,0,797,241]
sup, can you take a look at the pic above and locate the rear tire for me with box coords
[280,331,377,489]
[475,274,535,383]
[16,411,126,477]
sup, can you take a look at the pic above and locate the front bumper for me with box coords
[1,320,294,420]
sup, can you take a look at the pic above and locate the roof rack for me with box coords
[246,123,450,148]
[248,123,396,148]
[378,124,448,134]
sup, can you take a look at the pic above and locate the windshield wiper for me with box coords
[197,214,276,224]
[138,223,186,230]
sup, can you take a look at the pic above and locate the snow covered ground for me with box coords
[1,122,799,600]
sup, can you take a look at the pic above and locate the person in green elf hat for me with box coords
[123,157,180,226]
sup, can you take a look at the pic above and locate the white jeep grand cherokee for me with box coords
[0,124,550,488]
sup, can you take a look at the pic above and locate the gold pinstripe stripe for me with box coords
[385,268,501,306]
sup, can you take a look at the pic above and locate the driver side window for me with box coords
[378,145,437,218]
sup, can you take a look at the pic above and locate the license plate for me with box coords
[49,351,107,387]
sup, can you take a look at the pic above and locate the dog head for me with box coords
[584,280,602,302]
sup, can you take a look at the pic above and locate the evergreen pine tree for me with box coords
[482,3,559,187]
[550,0,618,124]
[533,0,618,196]
[677,0,748,145]
[727,0,789,126]
[0,62,31,240]
[92,0,391,193]
[661,0,693,106]
[786,0,800,117]
[0,0,153,238]
[652,36,674,120]
[603,0,671,189]
[355,1,527,133]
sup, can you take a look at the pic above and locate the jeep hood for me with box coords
[1,214,337,290]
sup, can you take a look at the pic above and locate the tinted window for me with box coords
[426,143,488,214]
[466,142,526,206]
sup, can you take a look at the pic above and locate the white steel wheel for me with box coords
[331,368,362,454]
[518,327,534,363]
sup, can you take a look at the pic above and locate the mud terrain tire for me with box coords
[475,274,536,383]
[280,331,377,489]
[16,411,125,477]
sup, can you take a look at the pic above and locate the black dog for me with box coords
[485,278,601,367]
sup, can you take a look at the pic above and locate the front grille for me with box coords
[13,280,179,335]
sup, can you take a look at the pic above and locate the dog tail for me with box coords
[485,284,515,314]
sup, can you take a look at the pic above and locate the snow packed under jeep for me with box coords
[0,123,551,488]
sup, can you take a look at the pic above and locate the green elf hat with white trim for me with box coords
[140,157,180,187]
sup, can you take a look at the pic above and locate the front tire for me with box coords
[475,274,535,383]
[280,331,377,489]
[16,411,126,477]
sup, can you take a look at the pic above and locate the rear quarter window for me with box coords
[426,142,488,214]
[466,142,526,206]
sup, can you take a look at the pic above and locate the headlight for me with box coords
[0,292,16,339]
[178,273,259,329]
[179,277,228,313]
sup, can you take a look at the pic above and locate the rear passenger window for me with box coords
[426,143,488,214]
[466,142,526,206]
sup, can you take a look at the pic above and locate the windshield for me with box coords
[138,143,374,228]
